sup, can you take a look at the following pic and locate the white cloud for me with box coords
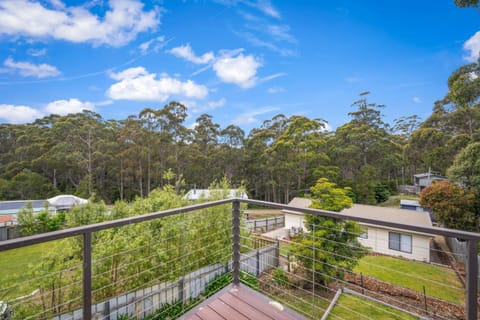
[45,98,94,115]
[265,24,296,43]
[4,57,60,78]
[0,104,43,124]
[464,31,480,62]
[27,48,47,56]
[139,36,165,54]
[213,53,261,88]
[235,31,297,56]
[189,98,226,113]
[267,86,284,93]
[346,76,364,83]
[0,98,99,123]
[107,67,208,101]
[249,0,280,19]
[232,107,278,125]
[260,72,285,83]
[412,96,422,104]
[0,0,159,47]
[168,44,215,64]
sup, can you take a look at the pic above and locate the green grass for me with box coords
[354,255,464,304]
[379,194,419,208]
[0,241,55,299]
[328,293,418,320]
[265,289,330,320]
[279,242,296,256]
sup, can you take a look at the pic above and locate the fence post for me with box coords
[83,232,92,320]
[232,200,241,285]
[466,239,478,320]
[275,240,280,267]
[256,249,260,276]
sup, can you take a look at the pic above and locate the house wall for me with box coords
[358,225,431,262]
[284,213,307,231]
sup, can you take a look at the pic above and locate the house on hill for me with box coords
[413,172,447,191]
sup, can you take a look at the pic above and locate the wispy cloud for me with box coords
[346,76,364,83]
[4,57,60,78]
[27,48,47,57]
[168,44,215,64]
[267,86,284,94]
[232,106,279,125]
[259,72,286,83]
[185,98,227,114]
[139,36,165,55]
[234,30,297,56]
[412,96,422,104]
[464,30,480,62]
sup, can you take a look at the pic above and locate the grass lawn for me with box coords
[0,241,55,299]
[354,255,464,304]
[328,293,418,320]
[379,194,419,208]
[264,288,331,320]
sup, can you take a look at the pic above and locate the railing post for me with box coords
[232,200,241,285]
[466,239,478,320]
[83,232,92,320]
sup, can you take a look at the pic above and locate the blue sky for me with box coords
[0,0,479,132]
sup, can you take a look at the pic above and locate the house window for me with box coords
[389,232,412,253]
[359,226,368,239]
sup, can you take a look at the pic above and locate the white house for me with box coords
[279,198,433,262]
[184,189,248,201]
[282,197,312,232]
[340,204,433,262]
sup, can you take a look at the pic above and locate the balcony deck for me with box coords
[181,284,307,320]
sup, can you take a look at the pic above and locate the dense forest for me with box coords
[1,57,480,205]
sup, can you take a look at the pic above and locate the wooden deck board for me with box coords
[181,284,307,320]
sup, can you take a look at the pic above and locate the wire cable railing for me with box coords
[0,198,479,319]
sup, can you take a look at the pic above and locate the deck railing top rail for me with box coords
[1,197,480,253]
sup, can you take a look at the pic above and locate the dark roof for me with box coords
[0,200,49,211]
[182,284,306,320]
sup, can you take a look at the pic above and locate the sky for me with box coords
[0,0,479,133]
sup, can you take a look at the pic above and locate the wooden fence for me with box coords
[245,216,285,233]
[52,243,279,320]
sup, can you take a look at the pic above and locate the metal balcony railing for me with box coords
[0,198,479,319]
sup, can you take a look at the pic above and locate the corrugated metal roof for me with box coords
[0,200,48,211]
[400,199,420,207]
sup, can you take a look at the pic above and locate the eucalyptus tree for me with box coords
[272,116,329,202]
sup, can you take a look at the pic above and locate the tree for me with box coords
[420,181,478,231]
[294,178,366,286]
[447,142,480,194]
[17,203,37,236]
